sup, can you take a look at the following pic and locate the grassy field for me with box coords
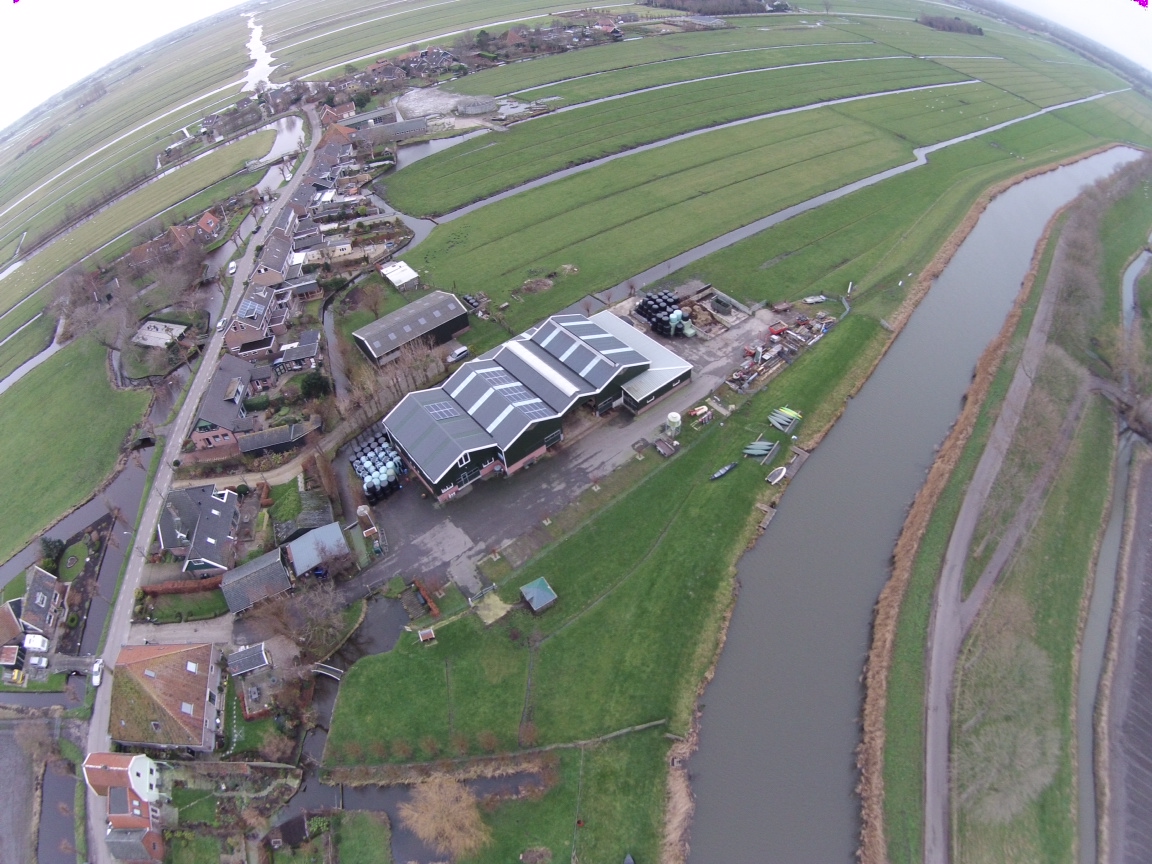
[333,812,392,864]
[148,589,230,624]
[0,338,149,566]
[408,109,910,333]
[386,59,964,216]
[0,313,55,382]
[166,833,222,864]
[953,398,1114,862]
[172,786,220,826]
[447,23,868,96]
[0,130,275,320]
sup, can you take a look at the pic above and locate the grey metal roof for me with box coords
[383,390,495,484]
[345,106,398,128]
[158,486,238,569]
[277,342,320,365]
[590,311,693,401]
[226,643,270,676]
[285,522,349,574]
[198,354,254,432]
[257,234,293,274]
[105,828,153,860]
[236,421,316,454]
[521,577,557,612]
[221,550,291,613]
[352,291,468,360]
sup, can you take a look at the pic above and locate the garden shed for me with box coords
[520,577,557,613]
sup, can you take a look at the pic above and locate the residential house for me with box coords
[224,283,297,359]
[21,565,67,636]
[382,312,691,501]
[397,46,458,77]
[126,225,197,271]
[352,290,469,365]
[302,236,354,264]
[1,600,24,646]
[284,522,350,577]
[195,209,223,243]
[192,354,255,450]
[366,59,407,81]
[287,277,323,302]
[105,827,165,863]
[319,103,356,126]
[220,550,292,614]
[273,329,321,374]
[108,643,223,752]
[157,485,240,572]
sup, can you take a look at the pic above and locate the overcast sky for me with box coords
[0,0,1148,132]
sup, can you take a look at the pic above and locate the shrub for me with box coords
[243,394,270,412]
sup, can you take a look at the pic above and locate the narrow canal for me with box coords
[686,147,1143,863]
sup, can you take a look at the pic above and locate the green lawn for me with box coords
[165,832,222,864]
[58,539,90,582]
[147,589,230,624]
[954,398,1114,862]
[172,786,220,827]
[0,338,149,566]
[386,58,964,216]
[0,131,275,319]
[1,572,26,603]
[334,812,392,864]
[270,481,303,522]
[225,676,280,757]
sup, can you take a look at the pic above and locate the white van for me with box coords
[446,346,470,364]
[23,634,49,652]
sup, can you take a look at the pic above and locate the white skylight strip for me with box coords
[559,342,580,362]
[600,347,635,355]
[449,371,477,399]
[469,389,494,415]
[502,341,580,397]
[486,404,516,434]
[538,325,560,348]
[580,356,602,379]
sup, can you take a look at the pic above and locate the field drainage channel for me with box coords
[684,147,1142,863]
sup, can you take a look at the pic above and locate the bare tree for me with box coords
[398,776,491,859]
[249,582,348,660]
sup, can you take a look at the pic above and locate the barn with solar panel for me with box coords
[382,312,692,501]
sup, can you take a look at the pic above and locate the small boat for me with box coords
[803,294,827,304]
[711,462,738,480]
[769,414,796,433]
[766,466,787,485]
[776,406,803,419]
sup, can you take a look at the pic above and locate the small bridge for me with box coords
[312,663,344,681]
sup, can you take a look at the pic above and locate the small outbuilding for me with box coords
[520,577,557,614]
[378,260,421,292]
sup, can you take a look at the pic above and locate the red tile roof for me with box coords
[83,752,134,795]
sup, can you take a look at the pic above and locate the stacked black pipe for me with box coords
[634,290,691,337]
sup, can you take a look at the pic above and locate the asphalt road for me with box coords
[83,106,322,864]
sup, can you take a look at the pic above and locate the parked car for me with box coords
[28,656,49,669]
[91,658,104,687]
[216,318,227,333]
[227,261,238,277]
[446,346,470,364]
[23,634,49,652]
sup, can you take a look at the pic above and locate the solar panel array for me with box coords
[425,401,461,420]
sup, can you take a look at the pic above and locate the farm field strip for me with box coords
[441,81,983,223]
[0,89,247,253]
[446,25,870,96]
[510,40,878,94]
[0,76,246,243]
[0,131,276,318]
[387,60,969,214]
[520,43,909,105]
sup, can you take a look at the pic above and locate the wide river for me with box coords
[687,146,1143,862]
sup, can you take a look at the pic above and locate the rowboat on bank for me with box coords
[766,466,787,485]
[711,462,738,480]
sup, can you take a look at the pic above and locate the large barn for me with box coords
[352,290,469,365]
[382,311,691,501]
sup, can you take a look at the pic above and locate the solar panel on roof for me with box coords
[518,400,553,420]
[478,369,516,387]
[425,401,461,420]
